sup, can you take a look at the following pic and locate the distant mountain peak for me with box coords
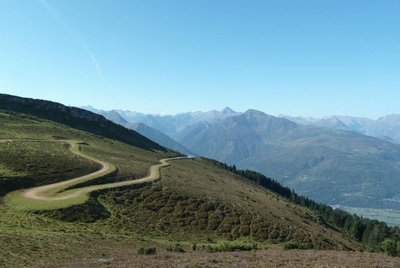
[244,109,268,117]
[378,114,400,122]
[81,105,96,110]
[105,110,128,125]
[221,107,236,114]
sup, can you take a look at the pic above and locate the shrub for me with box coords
[138,247,157,255]
[397,242,400,256]
[166,243,185,253]
[381,239,398,257]
[205,241,257,253]
[283,242,303,250]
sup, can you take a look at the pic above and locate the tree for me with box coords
[381,239,398,257]
[350,219,365,241]
[397,241,400,256]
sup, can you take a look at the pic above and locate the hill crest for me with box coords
[0,93,163,151]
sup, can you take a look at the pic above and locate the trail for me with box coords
[2,139,187,208]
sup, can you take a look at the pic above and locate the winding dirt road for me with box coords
[23,140,116,201]
[2,139,187,209]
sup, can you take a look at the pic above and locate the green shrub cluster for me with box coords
[283,242,304,250]
[107,184,312,245]
[138,247,157,255]
[381,239,400,257]
[166,243,185,253]
[204,241,257,253]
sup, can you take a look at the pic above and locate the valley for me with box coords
[337,206,400,228]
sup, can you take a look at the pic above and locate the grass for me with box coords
[0,162,21,177]
[0,109,176,195]
[155,158,358,249]
[3,139,116,210]
[0,140,100,195]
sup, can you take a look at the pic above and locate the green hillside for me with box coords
[0,95,399,267]
[0,93,164,151]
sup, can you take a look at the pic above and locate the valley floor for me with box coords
[338,206,400,227]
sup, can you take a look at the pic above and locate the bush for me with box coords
[205,241,257,253]
[166,243,185,253]
[381,239,398,257]
[398,242,400,256]
[283,242,303,250]
[138,247,157,255]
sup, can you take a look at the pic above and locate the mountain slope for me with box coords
[103,110,129,125]
[0,94,162,150]
[373,114,400,143]
[82,106,194,155]
[127,122,195,155]
[178,109,400,209]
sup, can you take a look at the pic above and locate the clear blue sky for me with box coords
[1,0,399,118]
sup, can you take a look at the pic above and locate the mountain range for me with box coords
[82,106,400,210]
[83,105,239,139]
[282,114,400,144]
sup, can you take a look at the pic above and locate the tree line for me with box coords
[206,158,400,254]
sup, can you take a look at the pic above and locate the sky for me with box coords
[0,0,399,118]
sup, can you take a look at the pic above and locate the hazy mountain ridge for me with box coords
[128,122,195,156]
[81,106,193,155]
[80,105,400,209]
[84,106,241,139]
[84,105,400,145]
[282,114,400,144]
